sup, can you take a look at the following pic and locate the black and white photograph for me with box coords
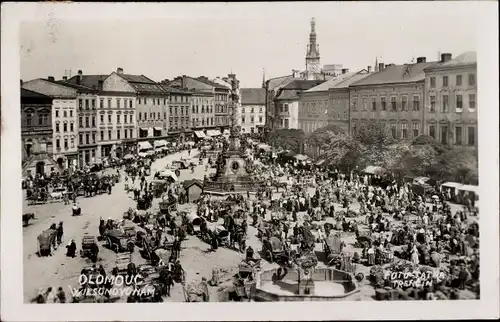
[1,2,499,321]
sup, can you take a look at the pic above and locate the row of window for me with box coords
[55,137,75,150]
[192,98,213,105]
[242,116,263,124]
[243,106,264,114]
[78,129,135,145]
[352,95,421,112]
[429,73,475,88]
[352,121,420,139]
[428,124,476,146]
[25,112,50,126]
[55,122,74,133]
[428,94,476,113]
[138,112,166,121]
[55,110,74,118]
[78,114,134,128]
[192,105,214,114]
[215,105,228,114]
[192,118,214,127]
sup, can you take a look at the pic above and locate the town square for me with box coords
[14,5,484,306]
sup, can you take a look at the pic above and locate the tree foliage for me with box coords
[266,129,305,153]
[354,121,394,147]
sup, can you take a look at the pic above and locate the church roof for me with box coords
[241,88,266,105]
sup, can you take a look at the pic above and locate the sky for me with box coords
[19,2,482,88]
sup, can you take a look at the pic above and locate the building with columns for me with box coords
[423,52,477,150]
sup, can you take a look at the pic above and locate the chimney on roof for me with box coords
[416,57,427,63]
[62,76,67,81]
[48,76,55,81]
[441,53,452,63]
[379,63,385,71]
[342,68,349,74]
[77,70,82,85]
[367,66,372,73]
[117,67,124,75]
[98,80,103,90]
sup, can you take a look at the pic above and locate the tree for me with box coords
[266,129,305,153]
[306,124,347,157]
[323,133,362,171]
[354,121,394,148]
[440,149,478,184]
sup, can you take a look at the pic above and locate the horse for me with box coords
[23,213,35,226]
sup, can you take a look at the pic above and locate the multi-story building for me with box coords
[423,52,477,149]
[65,71,106,165]
[240,88,266,134]
[264,75,294,131]
[165,76,220,137]
[197,76,231,131]
[349,58,435,141]
[161,85,192,142]
[99,69,138,158]
[190,90,215,140]
[21,77,80,169]
[298,69,370,135]
[20,88,57,176]
[102,68,169,142]
[274,79,325,130]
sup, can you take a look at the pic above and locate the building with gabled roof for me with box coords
[298,69,371,137]
[240,88,266,134]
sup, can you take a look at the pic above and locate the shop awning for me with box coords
[194,131,206,138]
[154,127,162,131]
[213,130,222,136]
[206,130,220,137]
[138,141,153,150]
[459,184,479,194]
[294,154,308,161]
[315,159,326,166]
[257,143,271,151]
[363,166,386,175]
[154,140,167,148]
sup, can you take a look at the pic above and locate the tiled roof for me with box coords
[267,75,294,92]
[241,88,266,105]
[119,74,156,84]
[21,88,53,99]
[350,62,436,86]
[66,75,109,89]
[159,84,191,95]
[424,51,477,70]
[276,90,301,100]
[282,79,325,90]
[129,82,166,94]
[195,77,228,90]
[333,72,373,88]
[56,80,97,92]
[304,73,357,92]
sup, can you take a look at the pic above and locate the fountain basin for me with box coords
[253,267,360,301]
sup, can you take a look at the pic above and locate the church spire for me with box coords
[306,17,319,59]
[262,69,266,88]
[375,56,379,72]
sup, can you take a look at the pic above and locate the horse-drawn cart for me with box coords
[112,253,135,276]
[80,235,98,259]
[102,229,134,253]
[37,228,57,256]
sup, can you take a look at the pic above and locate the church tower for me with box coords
[305,17,321,79]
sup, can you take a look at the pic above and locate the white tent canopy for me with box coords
[154,140,168,148]
[138,141,153,150]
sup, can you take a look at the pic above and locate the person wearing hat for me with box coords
[66,239,76,258]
